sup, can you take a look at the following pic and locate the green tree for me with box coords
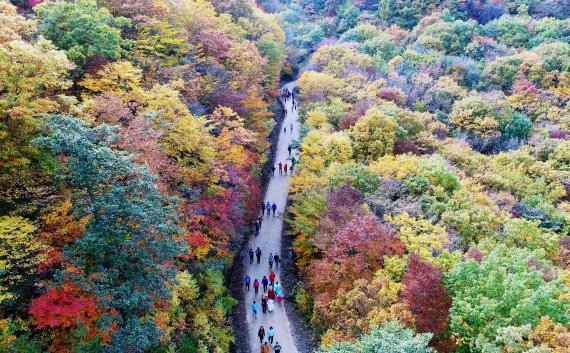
[317,321,435,353]
[444,245,570,353]
[34,0,132,69]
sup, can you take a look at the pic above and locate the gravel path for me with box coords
[243,82,301,353]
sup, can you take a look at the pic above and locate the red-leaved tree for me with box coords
[399,254,451,339]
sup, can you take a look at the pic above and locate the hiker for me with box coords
[284,126,287,133]
[288,145,292,155]
[261,342,270,353]
[258,326,265,344]
[268,253,274,269]
[261,202,265,215]
[268,287,275,300]
[267,327,275,345]
[273,342,282,353]
[284,163,288,174]
[269,271,276,286]
[267,297,275,312]
[266,202,271,215]
[278,162,282,174]
[253,278,260,294]
[244,275,251,291]
[262,276,269,293]
[275,282,282,296]
[255,219,260,235]
[272,165,276,175]
[258,215,263,227]
[274,254,280,269]
[249,249,254,264]
[290,123,293,131]
[261,295,267,314]
[271,203,277,216]
[251,301,259,319]
[290,156,296,172]
[256,247,262,263]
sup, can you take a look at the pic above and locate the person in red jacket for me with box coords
[269,271,276,286]
[253,278,260,295]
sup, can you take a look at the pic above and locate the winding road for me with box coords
[244,82,300,353]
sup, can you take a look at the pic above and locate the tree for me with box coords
[399,255,451,338]
[449,95,501,137]
[349,107,397,162]
[323,132,353,164]
[29,283,115,353]
[34,0,132,68]
[0,216,44,308]
[444,245,570,353]
[317,321,435,353]
[385,212,455,267]
[35,115,184,352]
[0,4,73,174]
[416,20,481,55]
[307,215,405,305]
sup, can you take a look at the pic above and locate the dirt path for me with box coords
[244,82,300,353]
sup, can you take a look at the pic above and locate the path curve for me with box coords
[245,82,300,353]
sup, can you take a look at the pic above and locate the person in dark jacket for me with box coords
[262,276,269,293]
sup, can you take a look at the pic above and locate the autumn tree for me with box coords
[349,107,397,162]
[34,115,184,352]
[399,255,451,339]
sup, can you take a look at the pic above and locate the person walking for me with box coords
[274,254,280,269]
[267,327,275,345]
[255,219,260,235]
[253,278,260,294]
[261,295,267,314]
[273,342,282,353]
[288,145,292,155]
[268,253,274,269]
[261,342,270,353]
[266,202,271,215]
[258,326,265,344]
[290,123,293,131]
[244,275,251,291]
[284,164,288,174]
[249,249,254,264]
[256,247,262,263]
[269,271,275,286]
[261,202,265,215]
[258,215,263,227]
[278,162,282,174]
[271,203,277,217]
[284,126,287,133]
[272,166,276,175]
[262,276,269,293]
[251,301,259,319]
[268,286,275,300]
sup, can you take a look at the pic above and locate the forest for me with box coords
[1,0,570,352]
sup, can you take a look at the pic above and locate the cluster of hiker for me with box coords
[247,248,284,353]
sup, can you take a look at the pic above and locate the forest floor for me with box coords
[241,82,304,353]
